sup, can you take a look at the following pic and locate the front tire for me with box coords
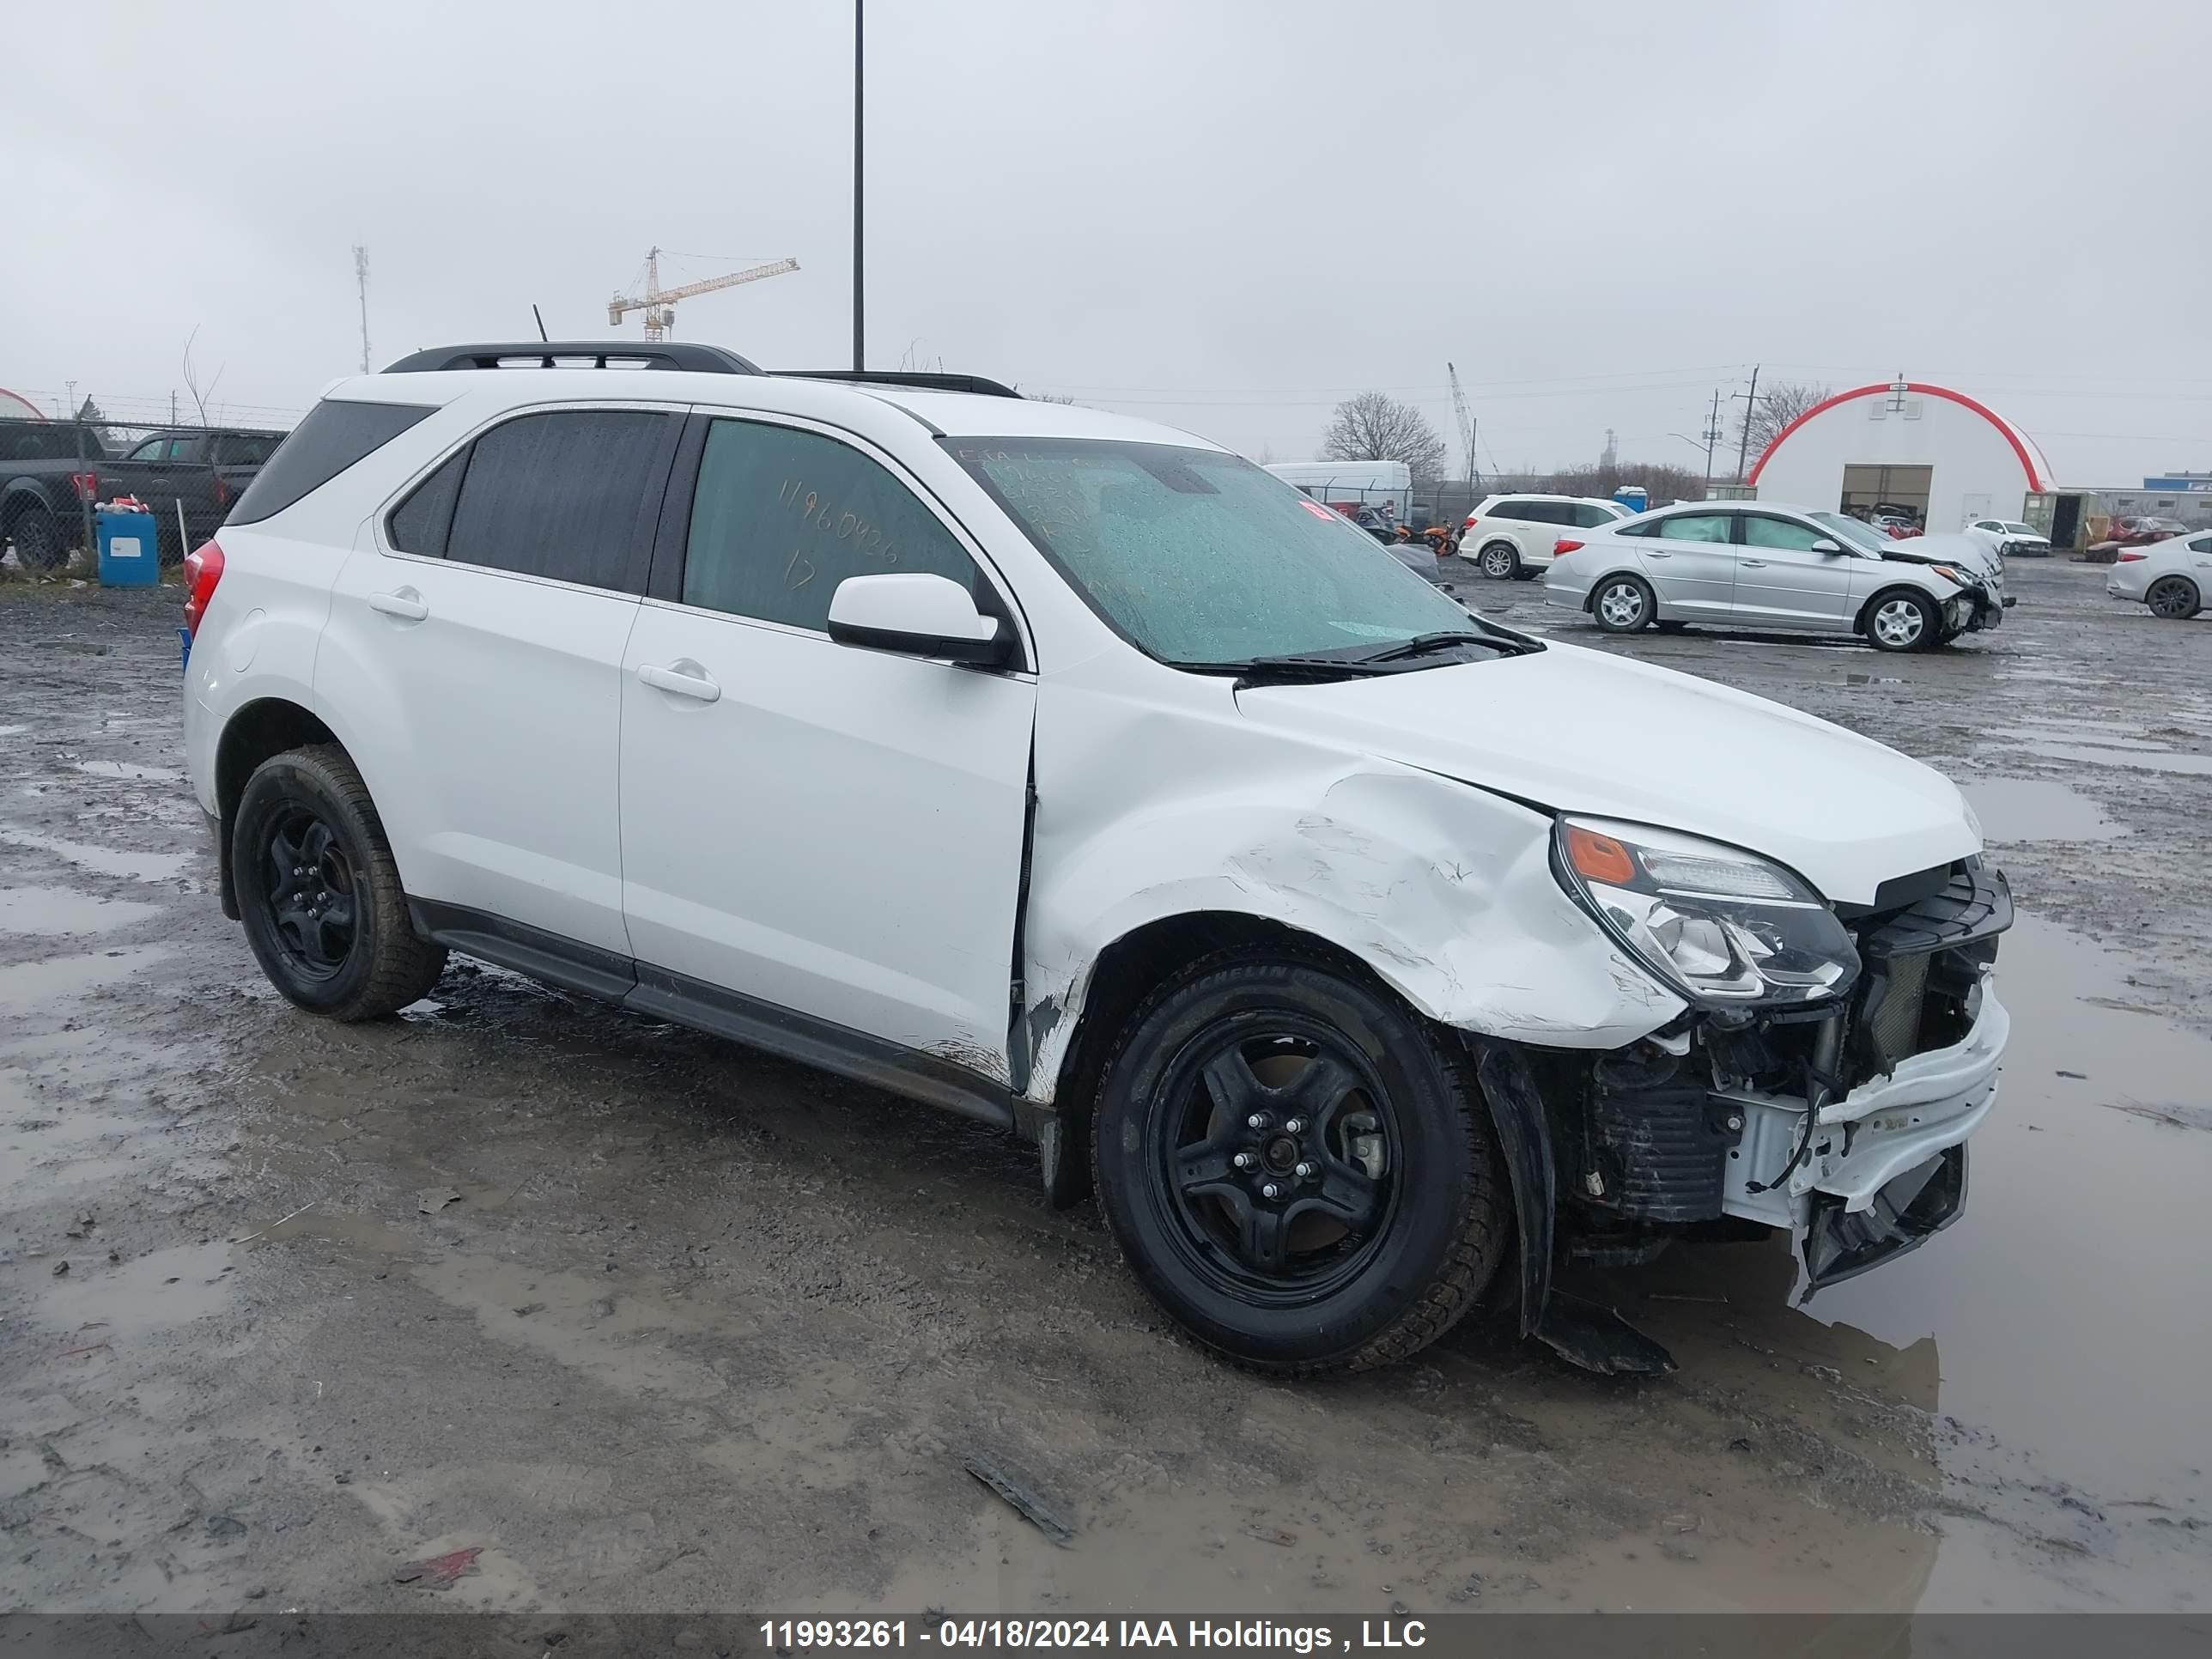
[1866,590,1937,652]
[1478,542,1520,580]
[1091,951,1508,1374]
[234,744,447,1021]
[2147,575,2201,619]
[1590,574,1656,633]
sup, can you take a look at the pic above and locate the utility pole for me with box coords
[852,0,865,372]
[1701,387,1724,486]
[353,246,372,374]
[1731,363,1760,481]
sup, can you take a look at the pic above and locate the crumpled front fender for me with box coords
[1022,756,1684,1104]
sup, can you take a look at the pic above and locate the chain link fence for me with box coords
[3,410,294,573]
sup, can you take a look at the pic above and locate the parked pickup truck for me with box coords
[2,420,288,569]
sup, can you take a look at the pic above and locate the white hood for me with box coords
[1234,641,1978,905]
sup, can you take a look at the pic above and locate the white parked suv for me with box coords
[183,343,2013,1375]
[1461,494,1631,580]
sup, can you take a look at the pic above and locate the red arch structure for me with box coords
[1747,382,2050,493]
[0,387,47,422]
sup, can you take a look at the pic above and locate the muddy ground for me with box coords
[1,559,2206,1620]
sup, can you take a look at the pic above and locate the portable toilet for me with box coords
[95,503,161,587]
[1612,485,1649,514]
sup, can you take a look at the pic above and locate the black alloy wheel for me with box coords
[258,805,359,981]
[233,745,447,1020]
[1091,953,1508,1373]
[2147,575,2200,619]
[1152,1019,1399,1302]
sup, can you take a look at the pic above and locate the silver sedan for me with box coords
[1543,503,2002,653]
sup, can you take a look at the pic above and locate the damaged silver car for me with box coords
[186,352,2011,1378]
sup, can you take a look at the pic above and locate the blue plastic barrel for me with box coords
[95,507,161,587]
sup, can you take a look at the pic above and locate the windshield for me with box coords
[1812,511,1890,553]
[2000,521,2035,535]
[947,438,1476,665]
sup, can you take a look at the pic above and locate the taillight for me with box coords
[1462,514,1480,529]
[182,540,225,637]
[69,471,99,502]
[1553,538,1583,556]
[2117,550,2148,562]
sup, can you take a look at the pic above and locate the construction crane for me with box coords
[607,249,799,342]
[1447,361,1479,490]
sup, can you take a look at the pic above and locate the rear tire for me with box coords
[1091,951,1508,1374]
[234,744,447,1021]
[1590,574,1656,633]
[1865,589,1937,652]
[2147,575,2201,619]
[1478,542,1520,580]
[8,507,69,572]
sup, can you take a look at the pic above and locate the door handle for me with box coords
[368,587,429,621]
[1739,560,1768,568]
[1644,550,1673,559]
[639,661,721,703]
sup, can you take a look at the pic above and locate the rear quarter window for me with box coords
[227,399,436,525]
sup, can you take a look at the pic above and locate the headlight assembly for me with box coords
[1553,817,1860,1008]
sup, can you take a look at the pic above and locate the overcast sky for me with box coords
[7,0,2207,484]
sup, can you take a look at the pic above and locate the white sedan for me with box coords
[2107,527,2212,617]
[1966,518,2051,556]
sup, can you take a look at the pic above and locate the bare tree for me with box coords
[1320,392,1448,482]
[181,325,225,428]
[1735,380,1828,469]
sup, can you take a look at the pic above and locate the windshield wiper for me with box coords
[1352,629,1530,664]
[1173,654,1394,683]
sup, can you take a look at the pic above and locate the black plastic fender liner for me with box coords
[1474,1043,1557,1339]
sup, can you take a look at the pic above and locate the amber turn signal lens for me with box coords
[1564,823,1638,885]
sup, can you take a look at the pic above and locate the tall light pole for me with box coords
[852,0,865,372]
[1731,362,1760,482]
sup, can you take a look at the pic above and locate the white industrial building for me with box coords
[1747,380,2055,534]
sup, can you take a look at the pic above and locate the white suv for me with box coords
[183,342,2013,1376]
[1462,493,1631,580]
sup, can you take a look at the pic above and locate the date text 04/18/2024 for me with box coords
[759,1622,1430,1652]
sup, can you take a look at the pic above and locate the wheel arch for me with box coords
[211,697,343,919]
[1037,909,1406,1199]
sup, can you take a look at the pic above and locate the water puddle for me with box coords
[2023,741,2212,777]
[0,945,169,1013]
[73,758,184,783]
[1960,778,2121,842]
[37,1239,235,1334]
[0,885,160,937]
[0,828,190,883]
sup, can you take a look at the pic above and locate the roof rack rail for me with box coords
[781,369,1024,399]
[382,342,761,374]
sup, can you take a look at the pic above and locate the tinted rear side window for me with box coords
[228,400,434,525]
[386,451,469,556]
[444,410,674,591]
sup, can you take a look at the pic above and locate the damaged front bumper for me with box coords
[1481,861,2013,1364]
[1720,969,2005,1289]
